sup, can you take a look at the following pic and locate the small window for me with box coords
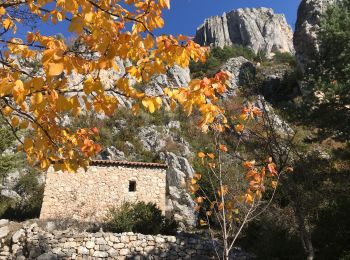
[129,181,136,192]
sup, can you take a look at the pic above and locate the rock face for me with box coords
[220,56,256,94]
[195,7,294,55]
[294,0,339,72]
[161,152,196,228]
[143,65,190,97]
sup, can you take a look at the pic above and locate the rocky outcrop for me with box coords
[162,152,196,228]
[137,124,191,157]
[294,0,339,72]
[220,56,256,95]
[143,65,190,97]
[195,7,294,56]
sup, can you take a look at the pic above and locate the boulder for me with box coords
[195,7,294,56]
[0,226,9,239]
[167,186,197,228]
[12,229,25,243]
[98,146,125,161]
[163,152,194,187]
[0,219,9,227]
[294,0,339,72]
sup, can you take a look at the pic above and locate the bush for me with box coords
[104,201,178,235]
[0,169,44,220]
[272,52,296,66]
[190,45,256,77]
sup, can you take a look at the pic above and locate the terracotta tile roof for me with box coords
[91,160,168,169]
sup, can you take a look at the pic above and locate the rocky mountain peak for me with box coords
[194,7,294,56]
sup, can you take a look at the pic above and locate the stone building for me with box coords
[39,160,167,223]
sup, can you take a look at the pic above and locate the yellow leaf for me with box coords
[2,18,12,29]
[68,16,83,34]
[199,219,208,226]
[13,80,26,105]
[159,0,170,9]
[23,138,33,152]
[0,7,6,15]
[11,116,19,127]
[154,16,164,28]
[197,152,205,158]
[144,34,154,49]
[191,178,197,185]
[84,12,94,22]
[235,124,245,133]
[272,180,278,189]
[57,12,63,21]
[48,62,64,76]
[194,172,202,180]
[2,106,13,116]
[31,92,43,105]
[19,120,29,129]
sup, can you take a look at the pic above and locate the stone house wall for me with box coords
[0,223,215,259]
[40,162,167,223]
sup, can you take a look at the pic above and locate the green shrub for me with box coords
[272,51,296,66]
[0,169,44,220]
[190,45,256,77]
[104,201,178,235]
[104,202,135,233]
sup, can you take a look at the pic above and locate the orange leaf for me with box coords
[207,153,215,159]
[243,160,255,169]
[198,152,205,158]
[194,172,202,180]
[219,144,228,152]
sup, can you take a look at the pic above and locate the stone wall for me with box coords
[40,164,167,223]
[0,222,215,259]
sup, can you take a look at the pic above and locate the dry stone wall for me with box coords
[40,165,167,223]
[0,222,215,260]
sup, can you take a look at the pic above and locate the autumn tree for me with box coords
[190,100,294,260]
[0,0,230,171]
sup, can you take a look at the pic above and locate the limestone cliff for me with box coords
[294,0,339,72]
[194,7,294,55]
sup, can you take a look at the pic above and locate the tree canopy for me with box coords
[0,0,230,172]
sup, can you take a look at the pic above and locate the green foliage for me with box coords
[0,120,24,178]
[0,169,44,220]
[104,201,178,235]
[312,195,350,259]
[272,52,297,66]
[190,45,256,77]
[306,0,350,105]
[240,211,305,260]
[104,202,135,233]
[318,0,350,82]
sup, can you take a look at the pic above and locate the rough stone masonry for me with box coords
[0,221,216,259]
[40,161,167,224]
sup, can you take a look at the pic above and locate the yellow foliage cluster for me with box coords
[0,0,230,171]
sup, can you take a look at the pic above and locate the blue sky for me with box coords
[161,0,301,36]
[18,0,301,39]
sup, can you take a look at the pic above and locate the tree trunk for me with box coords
[295,204,314,260]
